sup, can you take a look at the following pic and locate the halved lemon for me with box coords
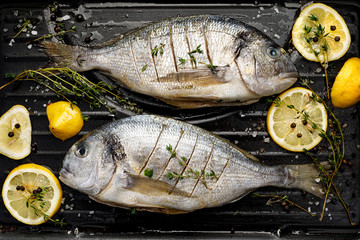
[292,3,351,62]
[0,105,32,160]
[267,87,328,152]
[2,163,63,225]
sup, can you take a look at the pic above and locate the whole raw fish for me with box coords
[59,115,322,214]
[40,15,298,108]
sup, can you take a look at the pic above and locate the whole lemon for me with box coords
[331,57,360,108]
[46,101,84,141]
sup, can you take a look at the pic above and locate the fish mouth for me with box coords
[278,71,299,80]
[59,168,76,188]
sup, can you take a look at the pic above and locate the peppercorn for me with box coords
[8,132,14,137]
[16,186,21,191]
[313,36,319,42]
[290,123,296,128]
[330,25,336,31]
[54,26,61,32]
[297,133,302,138]
[75,14,85,22]
[334,36,340,41]
[302,120,307,125]
[50,14,57,21]
[15,123,20,129]
[84,36,92,44]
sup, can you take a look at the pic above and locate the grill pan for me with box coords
[0,1,359,238]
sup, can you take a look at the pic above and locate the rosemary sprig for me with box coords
[165,144,217,190]
[0,67,140,114]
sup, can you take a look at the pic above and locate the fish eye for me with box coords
[75,144,88,158]
[266,46,281,59]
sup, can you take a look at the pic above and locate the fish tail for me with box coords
[38,41,88,71]
[285,163,325,198]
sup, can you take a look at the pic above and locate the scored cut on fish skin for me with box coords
[40,15,298,108]
[59,115,323,214]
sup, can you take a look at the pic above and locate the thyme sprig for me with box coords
[0,67,140,114]
[267,80,354,225]
[252,193,315,216]
[23,185,66,227]
[165,144,218,190]
[178,45,217,73]
[303,14,331,98]
[152,43,165,57]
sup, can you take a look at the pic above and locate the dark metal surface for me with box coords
[0,1,359,238]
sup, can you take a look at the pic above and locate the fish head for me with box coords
[59,130,118,196]
[236,35,298,96]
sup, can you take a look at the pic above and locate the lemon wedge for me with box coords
[292,3,351,62]
[0,105,32,160]
[267,87,328,152]
[2,163,63,225]
[47,101,84,141]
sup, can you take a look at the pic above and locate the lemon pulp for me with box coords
[292,3,351,62]
[0,105,32,160]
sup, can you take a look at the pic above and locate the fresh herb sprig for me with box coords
[24,185,66,227]
[152,43,165,57]
[178,45,217,73]
[1,67,140,114]
[303,14,331,98]
[267,80,354,225]
[252,193,315,216]
[165,144,217,190]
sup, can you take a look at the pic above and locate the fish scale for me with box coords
[60,115,324,214]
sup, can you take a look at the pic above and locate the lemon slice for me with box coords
[2,163,63,225]
[0,105,32,160]
[292,3,351,62]
[267,87,328,152]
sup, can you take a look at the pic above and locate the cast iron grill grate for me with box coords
[0,1,359,238]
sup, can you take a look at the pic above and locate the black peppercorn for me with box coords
[75,14,85,22]
[334,36,340,41]
[15,123,20,129]
[313,36,319,42]
[297,133,302,138]
[330,25,336,31]
[8,132,14,137]
[290,123,296,128]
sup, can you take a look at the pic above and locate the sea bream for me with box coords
[59,115,323,214]
[40,15,298,108]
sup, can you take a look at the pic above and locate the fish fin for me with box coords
[159,66,230,86]
[38,41,87,71]
[285,163,326,198]
[126,173,193,198]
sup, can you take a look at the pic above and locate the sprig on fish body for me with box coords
[178,45,217,73]
[152,43,165,57]
[267,80,354,225]
[0,67,141,115]
[165,144,217,190]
